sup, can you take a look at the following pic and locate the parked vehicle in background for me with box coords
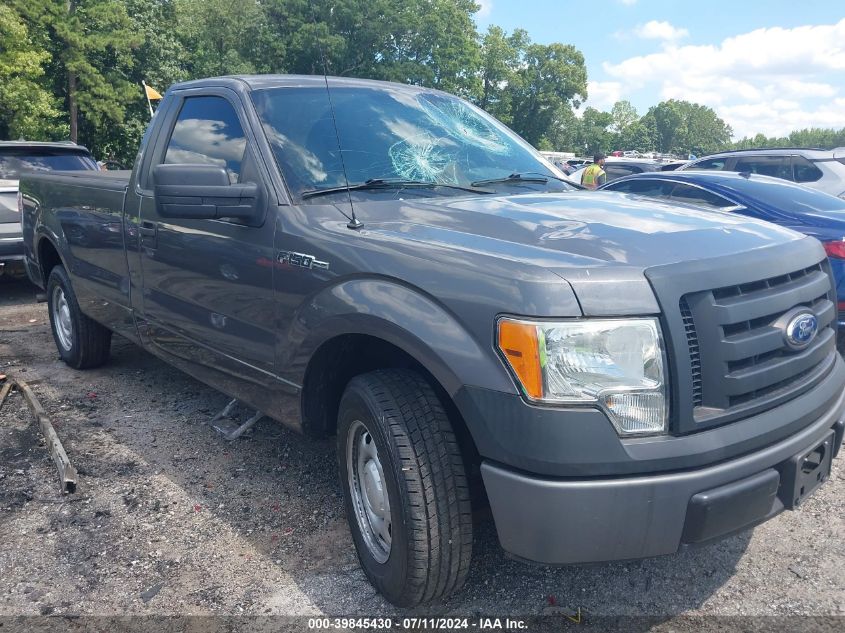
[538,151,577,175]
[658,160,689,171]
[600,170,845,328]
[0,142,98,277]
[680,148,845,198]
[562,157,591,169]
[565,158,661,184]
[18,74,845,606]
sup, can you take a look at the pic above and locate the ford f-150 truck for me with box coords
[19,75,844,606]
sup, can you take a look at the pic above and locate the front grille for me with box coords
[680,262,836,423]
[679,297,703,407]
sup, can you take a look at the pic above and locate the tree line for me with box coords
[2,0,843,164]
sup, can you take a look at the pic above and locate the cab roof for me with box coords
[0,141,90,151]
[169,74,437,94]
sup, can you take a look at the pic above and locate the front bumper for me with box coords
[481,382,845,565]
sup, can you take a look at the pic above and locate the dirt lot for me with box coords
[1,277,844,629]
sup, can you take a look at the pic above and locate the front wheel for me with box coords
[47,265,112,369]
[337,369,473,606]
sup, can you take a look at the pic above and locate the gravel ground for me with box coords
[1,277,843,630]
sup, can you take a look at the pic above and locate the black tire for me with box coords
[46,265,112,369]
[337,369,473,606]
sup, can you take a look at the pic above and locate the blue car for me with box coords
[600,170,845,327]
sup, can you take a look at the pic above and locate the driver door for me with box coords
[136,91,278,391]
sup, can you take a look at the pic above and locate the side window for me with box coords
[733,155,793,181]
[690,158,726,170]
[607,179,672,198]
[164,96,247,184]
[793,155,823,183]
[605,165,637,180]
[669,183,735,209]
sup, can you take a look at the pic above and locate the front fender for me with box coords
[284,277,517,398]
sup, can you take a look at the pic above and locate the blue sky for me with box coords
[474,0,845,139]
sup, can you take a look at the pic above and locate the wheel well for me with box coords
[37,238,62,287]
[302,333,481,473]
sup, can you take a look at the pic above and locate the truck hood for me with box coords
[356,190,808,315]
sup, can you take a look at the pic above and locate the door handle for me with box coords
[139,220,157,249]
[139,221,157,236]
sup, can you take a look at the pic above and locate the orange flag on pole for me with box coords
[144,83,162,100]
[141,80,162,117]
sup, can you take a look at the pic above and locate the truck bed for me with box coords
[19,168,132,313]
[23,169,132,192]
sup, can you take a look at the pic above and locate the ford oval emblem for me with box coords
[784,311,818,349]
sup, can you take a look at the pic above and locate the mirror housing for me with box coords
[152,164,259,222]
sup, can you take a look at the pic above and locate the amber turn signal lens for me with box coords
[497,319,543,399]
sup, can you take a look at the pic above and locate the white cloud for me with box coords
[600,18,845,137]
[475,0,493,18]
[618,0,638,5]
[634,20,689,42]
[774,80,838,99]
[605,19,845,84]
[721,98,845,138]
[585,80,623,112]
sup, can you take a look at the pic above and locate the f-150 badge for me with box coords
[278,251,330,270]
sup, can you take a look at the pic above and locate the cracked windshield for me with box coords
[252,85,573,201]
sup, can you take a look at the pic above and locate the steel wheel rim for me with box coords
[52,285,73,351]
[347,419,392,563]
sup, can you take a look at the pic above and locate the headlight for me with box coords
[497,318,668,435]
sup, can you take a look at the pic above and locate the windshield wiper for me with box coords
[301,178,492,199]
[471,171,572,187]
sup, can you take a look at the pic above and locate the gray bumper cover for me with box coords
[482,371,845,565]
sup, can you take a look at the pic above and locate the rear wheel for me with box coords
[47,265,111,369]
[337,369,473,606]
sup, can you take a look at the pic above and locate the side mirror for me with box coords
[152,163,259,222]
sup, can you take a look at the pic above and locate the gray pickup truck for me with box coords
[19,75,844,606]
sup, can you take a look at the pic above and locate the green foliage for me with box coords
[13,0,142,150]
[260,0,483,97]
[639,99,732,156]
[176,0,266,77]
[733,127,845,150]
[478,26,528,120]
[571,107,614,154]
[610,100,637,134]
[502,42,588,147]
[98,0,190,163]
[554,99,732,157]
[619,118,657,153]
[0,4,64,139]
[476,26,587,148]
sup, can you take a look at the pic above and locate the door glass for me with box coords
[605,165,637,181]
[733,156,793,181]
[164,96,247,184]
[792,156,823,183]
[689,158,726,170]
[669,183,735,208]
[605,179,672,198]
